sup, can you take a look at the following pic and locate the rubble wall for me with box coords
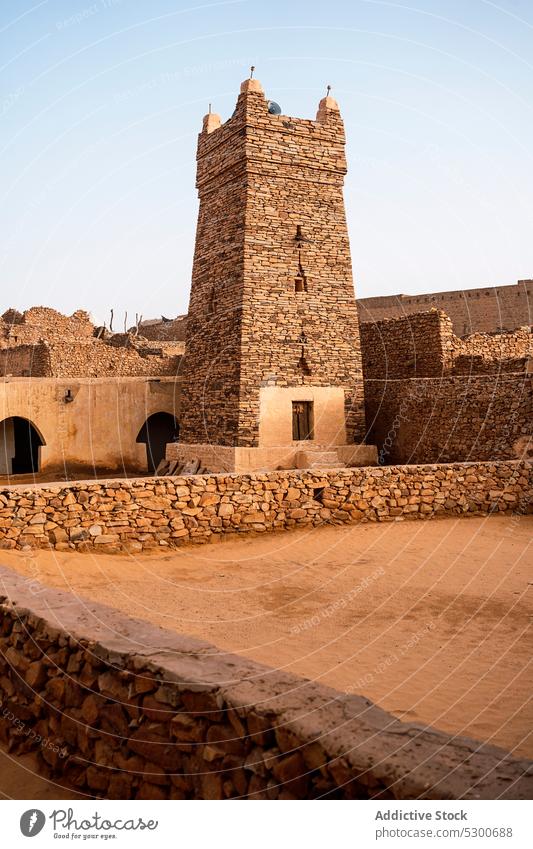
[365,375,533,464]
[360,310,453,379]
[0,461,530,553]
[0,567,530,799]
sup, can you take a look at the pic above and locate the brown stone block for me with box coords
[129,727,183,771]
[137,782,168,800]
[170,712,206,742]
[141,694,175,722]
[180,689,223,718]
[107,772,135,799]
[45,676,66,704]
[24,660,47,690]
[80,693,102,725]
[201,771,224,800]
[97,671,129,701]
[143,761,169,785]
[99,703,129,738]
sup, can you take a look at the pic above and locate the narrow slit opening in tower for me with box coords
[298,355,312,376]
[294,274,307,293]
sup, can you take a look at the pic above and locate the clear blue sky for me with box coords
[2,0,533,325]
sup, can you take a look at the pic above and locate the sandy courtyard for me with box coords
[1,515,532,762]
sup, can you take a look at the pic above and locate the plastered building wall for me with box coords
[0,377,179,474]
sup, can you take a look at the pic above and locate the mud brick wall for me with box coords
[0,461,530,554]
[360,310,453,379]
[357,279,533,335]
[180,80,365,448]
[0,568,530,800]
[365,375,533,464]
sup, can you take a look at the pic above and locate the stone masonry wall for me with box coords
[360,310,531,380]
[43,340,181,378]
[179,85,251,447]
[365,375,533,465]
[135,316,188,342]
[0,307,94,345]
[357,279,533,335]
[0,345,48,378]
[0,461,530,553]
[0,567,531,800]
[0,340,181,379]
[360,310,453,380]
[451,326,532,375]
[238,87,365,445]
[0,307,181,378]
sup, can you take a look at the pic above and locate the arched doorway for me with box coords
[136,413,179,473]
[0,417,44,475]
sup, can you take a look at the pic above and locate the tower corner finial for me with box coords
[316,85,340,122]
[202,108,221,134]
[240,71,264,95]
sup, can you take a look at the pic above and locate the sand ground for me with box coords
[0,749,85,800]
[1,514,532,799]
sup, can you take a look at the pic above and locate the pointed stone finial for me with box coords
[240,76,264,95]
[250,65,255,79]
[316,85,340,123]
[202,110,221,134]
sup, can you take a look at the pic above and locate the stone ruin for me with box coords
[0,306,183,378]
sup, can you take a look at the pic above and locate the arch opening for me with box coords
[0,417,44,475]
[136,413,179,474]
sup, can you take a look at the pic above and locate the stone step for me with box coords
[298,449,346,469]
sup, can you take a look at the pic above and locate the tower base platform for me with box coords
[165,443,378,475]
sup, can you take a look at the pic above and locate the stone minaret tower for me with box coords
[178,75,369,472]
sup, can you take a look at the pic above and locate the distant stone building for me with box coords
[0,307,181,477]
[357,280,533,336]
[176,74,372,472]
[132,315,188,342]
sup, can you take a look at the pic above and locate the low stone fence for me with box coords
[0,567,531,799]
[0,461,531,553]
